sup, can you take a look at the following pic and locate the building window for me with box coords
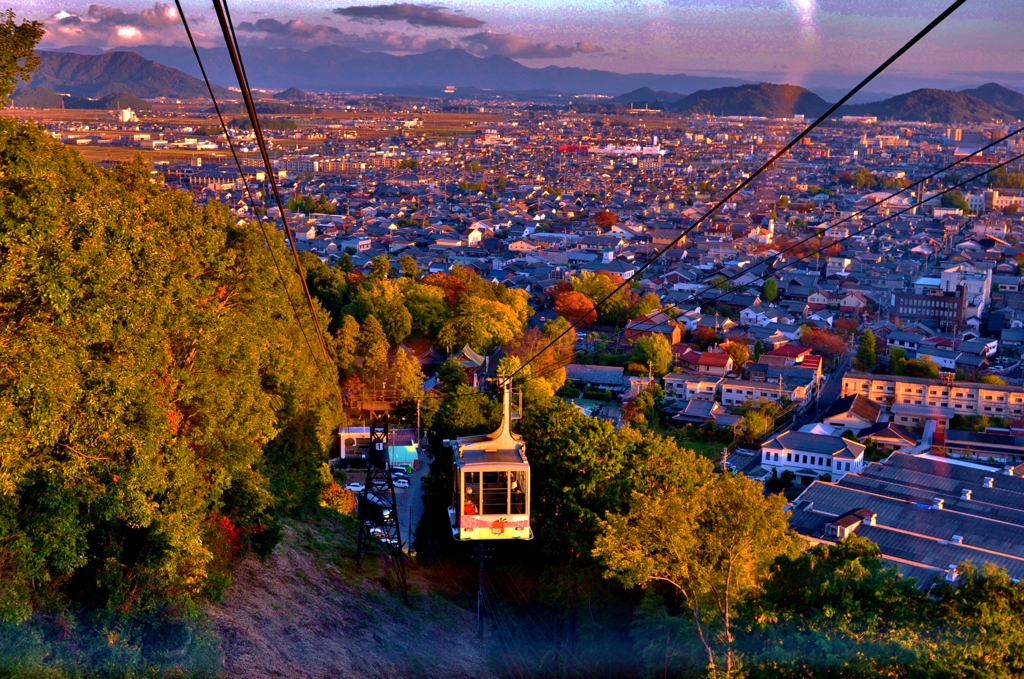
[802,455,808,464]
[787,453,792,462]
[826,459,832,467]
[773,453,779,462]
[845,462,851,471]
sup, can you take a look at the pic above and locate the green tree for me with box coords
[855,330,877,372]
[398,253,420,279]
[980,374,1008,385]
[739,536,928,678]
[762,278,778,303]
[742,410,774,442]
[595,473,800,677]
[941,189,973,214]
[753,340,764,362]
[632,334,673,376]
[358,314,389,377]
[334,314,360,376]
[349,279,412,345]
[436,357,467,393]
[368,254,392,280]
[301,252,350,333]
[387,348,425,402]
[902,357,940,378]
[632,292,662,319]
[0,116,339,621]
[402,281,451,337]
[0,10,43,104]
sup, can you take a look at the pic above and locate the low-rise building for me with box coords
[662,373,720,402]
[760,431,866,485]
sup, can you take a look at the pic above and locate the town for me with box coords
[12,88,1024,589]
[6,0,1024,662]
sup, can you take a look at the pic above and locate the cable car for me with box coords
[449,385,531,541]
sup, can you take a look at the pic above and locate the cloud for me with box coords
[235,18,453,51]
[461,31,604,59]
[42,3,184,47]
[333,3,484,28]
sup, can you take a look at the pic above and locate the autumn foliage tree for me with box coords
[555,290,598,325]
[799,326,846,359]
[594,209,618,228]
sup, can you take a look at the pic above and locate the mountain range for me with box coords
[607,82,1024,122]
[25,51,232,99]
[21,48,1024,123]
[53,45,750,96]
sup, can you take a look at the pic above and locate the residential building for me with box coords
[760,431,866,484]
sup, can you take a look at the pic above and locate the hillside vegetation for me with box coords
[670,83,831,117]
[28,50,234,98]
[840,87,1018,122]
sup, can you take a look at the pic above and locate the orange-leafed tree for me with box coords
[421,272,466,306]
[555,290,598,325]
[595,210,618,228]
[800,326,846,358]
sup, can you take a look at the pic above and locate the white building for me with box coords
[760,431,866,485]
[662,374,720,403]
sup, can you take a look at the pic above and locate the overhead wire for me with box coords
[172,0,339,397]
[529,147,1024,384]
[209,0,338,387]
[508,0,968,382]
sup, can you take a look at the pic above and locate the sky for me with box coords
[20,0,1024,91]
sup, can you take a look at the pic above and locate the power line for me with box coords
[530,149,1024,384]
[172,0,339,397]
[509,0,967,381]
[210,0,337,380]
[530,128,1024,380]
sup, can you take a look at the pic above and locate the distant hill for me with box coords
[611,87,683,105]
[273,87,309,101]
[12,86,155,111]
[12,86,64,108]
[104,45,750,95]
[30,50,233,99]
[840,88,1016,123]
[669,83,831,117]
[960,83,1024,118]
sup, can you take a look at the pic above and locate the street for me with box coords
[794,349,850,430]
[394,446,426,553]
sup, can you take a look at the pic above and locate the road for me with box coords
[394,444,426,553]
[794,349,850,430]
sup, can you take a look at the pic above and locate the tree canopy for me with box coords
[0,116,339,621]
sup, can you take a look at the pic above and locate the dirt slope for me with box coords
[207,519,496,679]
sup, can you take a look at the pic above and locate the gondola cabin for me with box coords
[449,386,531,541]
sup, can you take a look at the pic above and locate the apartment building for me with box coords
[662,374,720,402]
[842,371,1024,422]
[721,375,814,407]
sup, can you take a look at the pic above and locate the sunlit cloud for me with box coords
[41,3,184,47]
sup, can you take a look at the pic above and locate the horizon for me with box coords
[21,0,1024,92]
[32,42,1024,100]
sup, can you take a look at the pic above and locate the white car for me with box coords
[393,478,410,488]
[344,482,364,493]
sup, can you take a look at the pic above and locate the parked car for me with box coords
[393,478,410,489]
[345,482,364,493]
